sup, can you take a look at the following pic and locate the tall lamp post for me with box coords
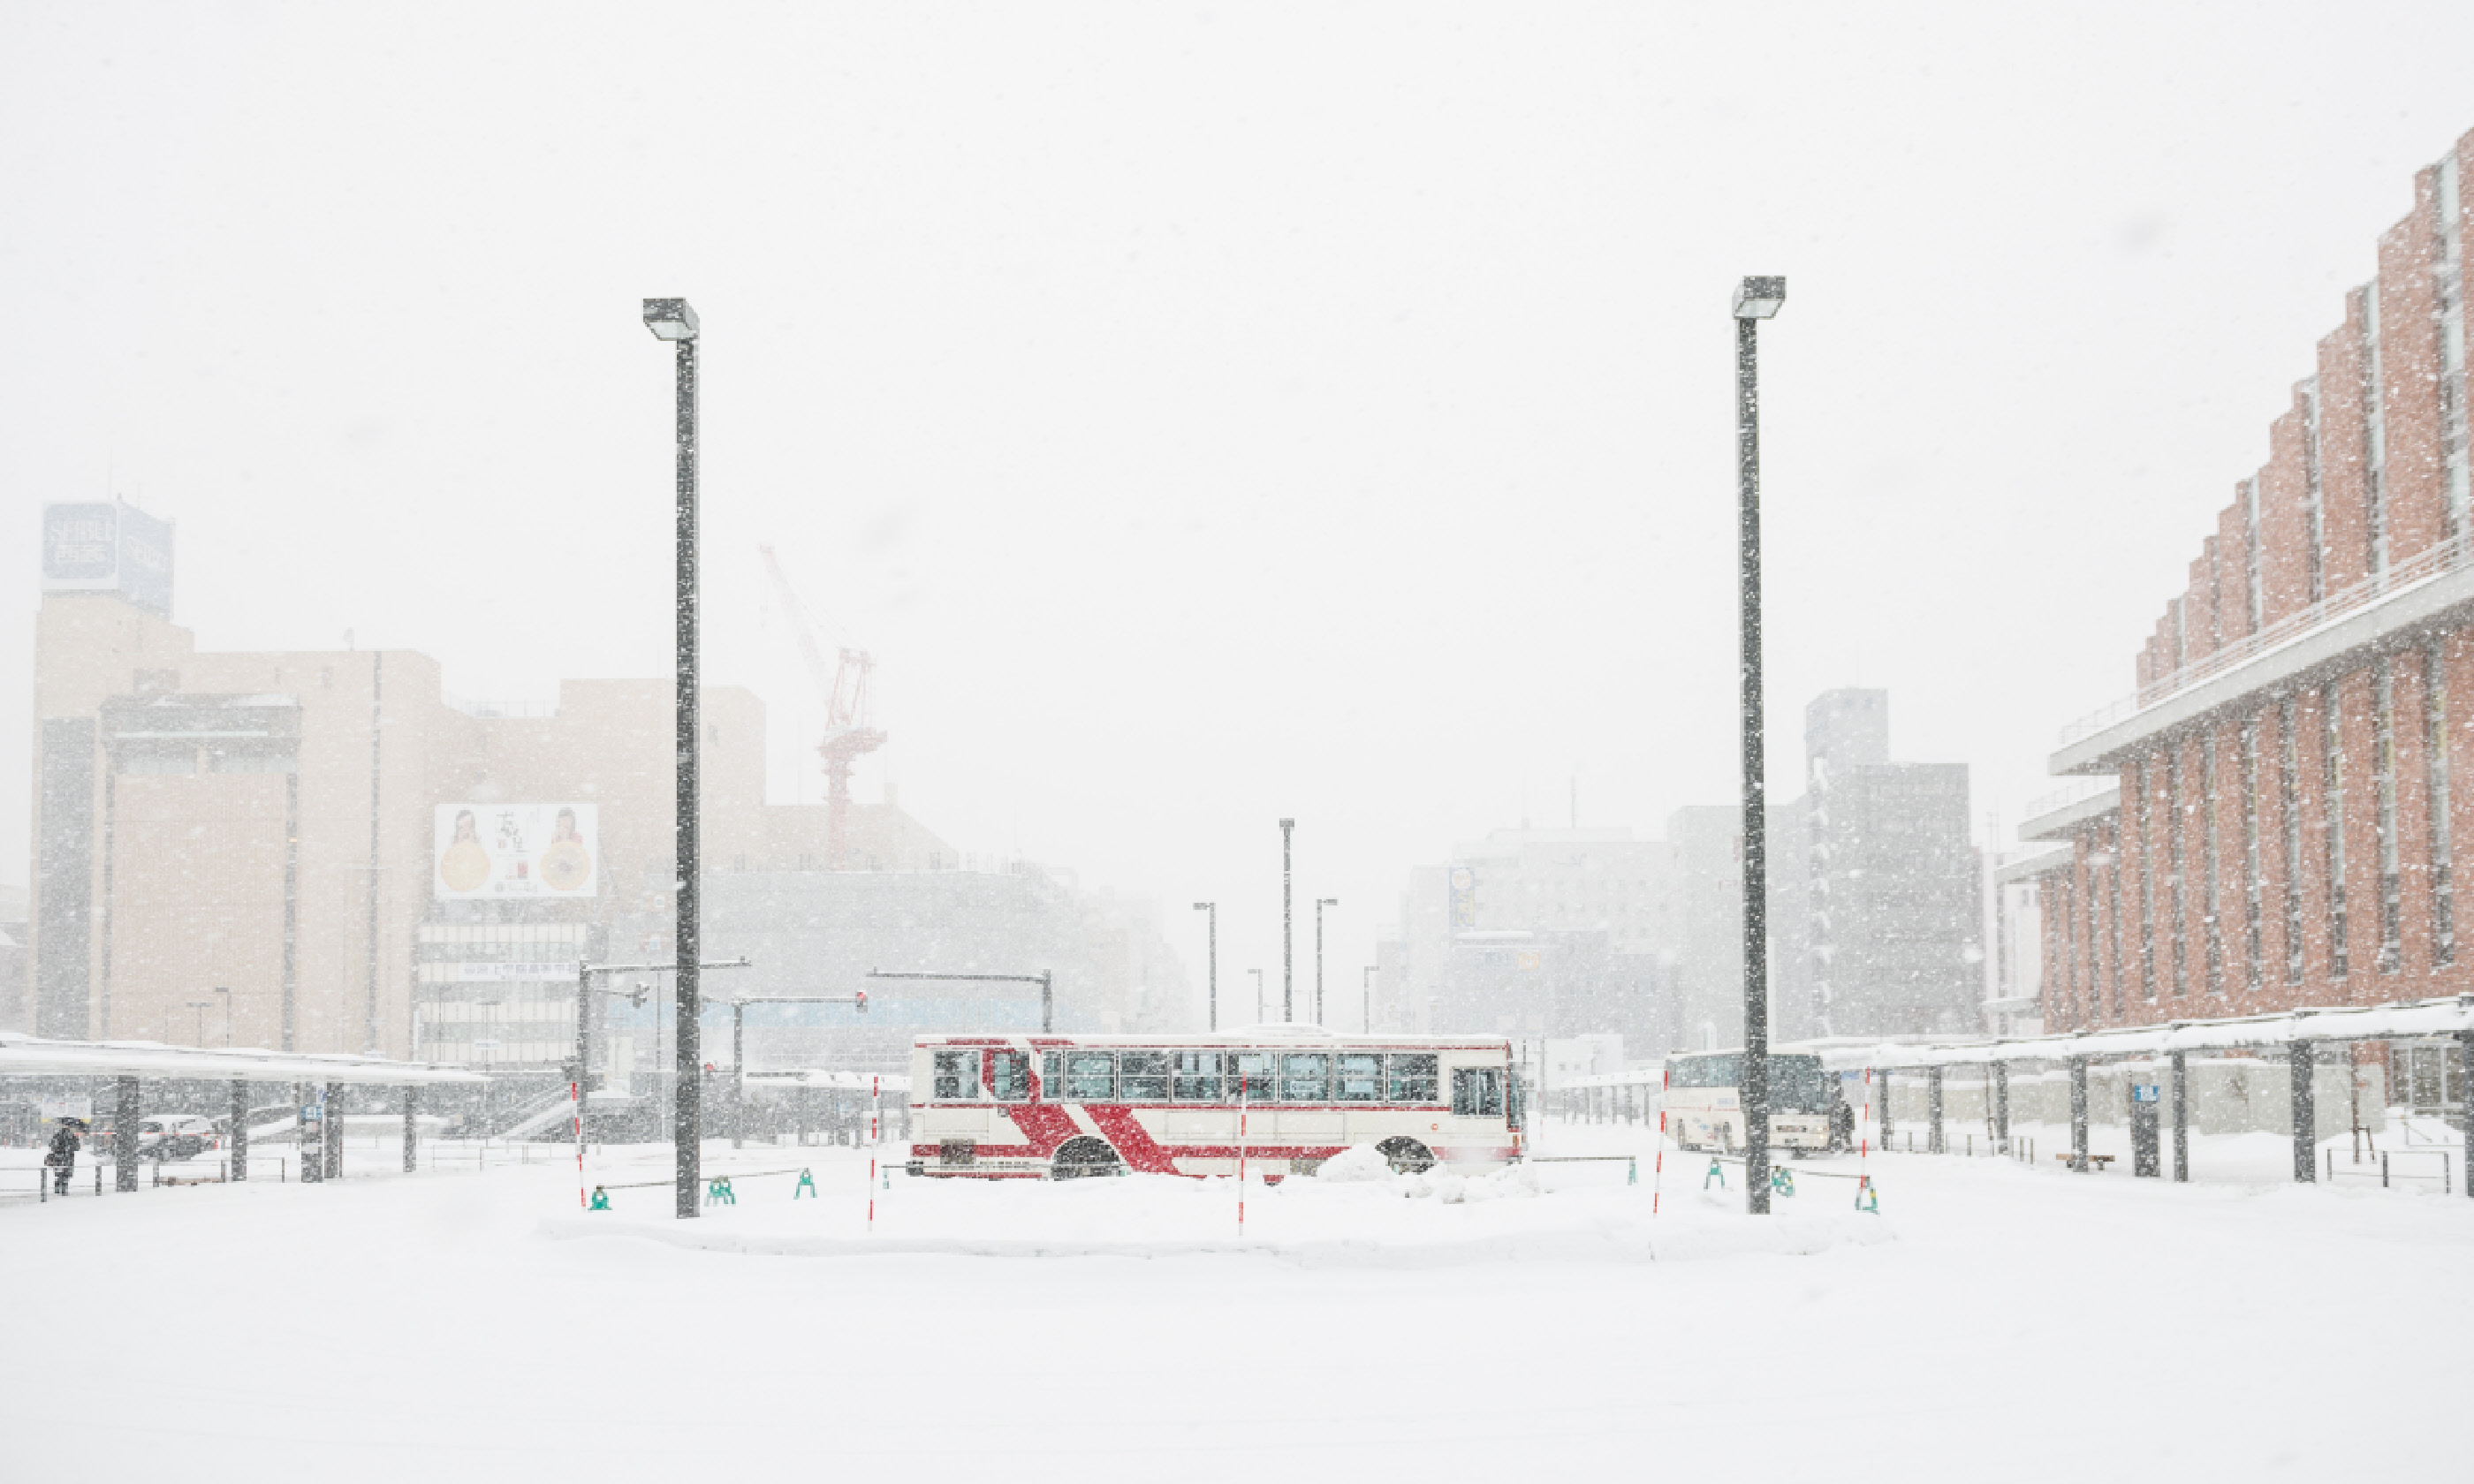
[187,999,213,1047]
[643,295,702,1220]
[211,986,231,1047]
[1314,898,1337,1025]
[1248,968,1264,1023]
[1732,273,1786,1216]
[1192,902,1217,1031]
[1279,819,1295,1021]
[1362,965,1375,1034]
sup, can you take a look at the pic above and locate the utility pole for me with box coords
[1362,964,1376,1034]
[1280,818,1294,1022]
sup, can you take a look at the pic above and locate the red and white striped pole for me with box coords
[1857,1066,1874,1209]
[572,1080,584,1210]
[868,1074,880,1230]
[1237,1075,1249,1237]
[1651,1068,1670,1217]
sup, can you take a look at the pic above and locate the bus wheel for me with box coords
[1376,1138,1435,1175]
[1051,1136,1123,1179]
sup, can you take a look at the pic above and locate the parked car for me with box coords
[135,1115,219,1160]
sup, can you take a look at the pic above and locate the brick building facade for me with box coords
[2024,131,2474,1040]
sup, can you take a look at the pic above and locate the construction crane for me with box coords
[758,543,887,870]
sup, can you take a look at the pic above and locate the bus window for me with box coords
[1064,1051,1117,1101]
[1335,1053,1383,1102]
[1279,1054,1330,1102]
[932,1050,978,1101]
[1172,1051,1224,1102]
[1120,1051,1172,1101]
[988,1050,1030,1102]
[1232,1052,1278,1102]
[1450,1067,1503,1117]
[1040,1050,1062,1100]
[1386,1054,1438,1103]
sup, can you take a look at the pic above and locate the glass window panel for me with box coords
[1336,1054,1383,1102]
[1232,1052,1279,1102]
[931,1050,976,1101]
[1040,1050,1062,1100]
[1385,1054,1438,1103]
[1120,1051,1172,1101]
[1064,1051,1117,1102]
[1280,1053,1331,1103]
[1451,1067,1504,1117]
[1172,1051,1224,1102]
[989,1051,1030,1102]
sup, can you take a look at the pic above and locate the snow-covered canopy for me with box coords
[0,1029,486,1086]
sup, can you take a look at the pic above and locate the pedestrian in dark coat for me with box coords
[44,1125,80,1195]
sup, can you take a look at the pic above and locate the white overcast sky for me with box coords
[8,4,2474,1011]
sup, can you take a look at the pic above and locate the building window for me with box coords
[2375,660,2403,973]
[2429,641,2456,966]
[2364,286,2392,575]
[2325,684,2349,980]
[2202,735,2224,994]
[2280,699,2305,984]
[2137,756,2158,1000]
[2166,749,2186,999]
[2243,716,2265,990]
[2304,377,2328,604]
[2107,820,2126,1017]
[2436,155,2468,545]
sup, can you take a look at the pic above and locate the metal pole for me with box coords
[365,651,383,1053]
[1362,965,1375,1034]
[324,1081,344,1179]
[1928,1066,1945,1155]
[1280,819,1294,1023]
[672,318,702,1221]
[2290,1041,2316,1183]
[1879,1067,1894,1147]
[1736,307,1772,1215]
[115,1075,139,1192]
[230,1079,248,1183]
[2069,1056,2090,1171]
[732,1002,745,1150]
[2170,1049,2189,1182]
[1041,971,1053,1034]
[1195,903,1216,1032]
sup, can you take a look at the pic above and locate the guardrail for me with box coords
[2326,1147,2455,1193]
[2057,532,2474,750]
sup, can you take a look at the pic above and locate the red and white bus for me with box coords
[907,1027,1523,1179]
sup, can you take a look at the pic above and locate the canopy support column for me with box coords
[230,1080,248,1182]
[114,1075,140,1192]
[2170,1050,2189,1182]
[2290,1043,2317,1183]
[1879,1068,1894,1148]
[402,1086,420,1174]
[1992,1061,2011,1155]
[1928,1067,1946,1154]
[323,1081,345,1180]
[2068,1057,2090,1172]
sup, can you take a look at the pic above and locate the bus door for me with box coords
[1448,1066,1506,1155]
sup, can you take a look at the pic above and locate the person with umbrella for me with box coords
[44,1119,84,1196]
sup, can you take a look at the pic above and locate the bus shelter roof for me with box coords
[743,1069,913,1094]
[0,1030,486,1086]
[1557,994,2474,1088]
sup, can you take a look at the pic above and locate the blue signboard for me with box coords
[2131,1084,2161,1104]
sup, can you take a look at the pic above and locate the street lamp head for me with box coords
[1192,901,1211,911]
[1318,897,1338,908]
[1731,276,1787,320]
[642,298,700,341]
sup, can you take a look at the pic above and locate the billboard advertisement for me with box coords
[1447,866,1478,929]
[42,500,175,618]
[433,803,598,899]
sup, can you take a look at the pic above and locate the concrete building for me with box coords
[1382,827,1678,1049]
[2025,130,2474,1079]
[23,512,1185,1081]
[1673,690,1983,1048]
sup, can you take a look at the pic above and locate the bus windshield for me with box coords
[1668,1053,1833,1115]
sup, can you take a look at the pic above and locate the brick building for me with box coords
[2024,131,2474,1055]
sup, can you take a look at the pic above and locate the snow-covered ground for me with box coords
[3,1121,2467,1481]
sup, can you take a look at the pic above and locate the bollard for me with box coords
[793,1169,817,1200]
[1704,1159,1726,1191]
[704,1176,735,1207]
[588,1186,612,1211]
[1628,1156,1637,1186]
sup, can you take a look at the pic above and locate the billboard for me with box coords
[434,803,599,898]
[1447,866,1479,929]
[42,500,175,618]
